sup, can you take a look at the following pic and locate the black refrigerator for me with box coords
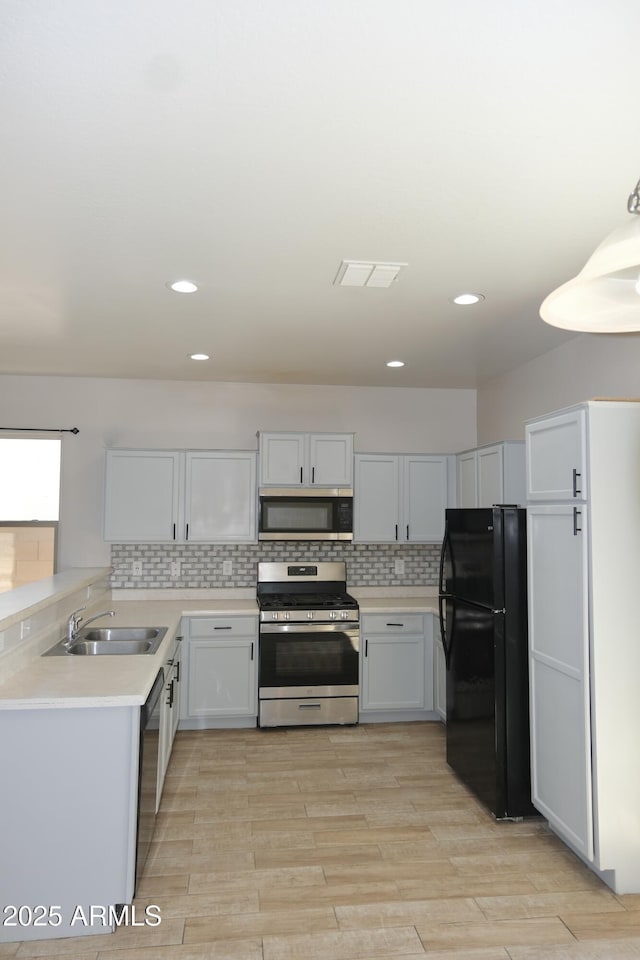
[438,506,535,819]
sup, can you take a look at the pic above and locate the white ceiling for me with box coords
[2,0,640,389]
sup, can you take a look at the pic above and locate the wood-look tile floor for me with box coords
[8,722,640,959]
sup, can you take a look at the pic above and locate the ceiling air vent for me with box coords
[334,260,408,288]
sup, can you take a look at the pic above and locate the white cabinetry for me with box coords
[259,432,353,487]
[185,451,256,542]
[526,409,587,501]
[354,454,450,542]
[182,616,258,728]
[1,705,139,942]
[456,441,525,508]
[104,449,257,543]
[104,450,182,542]
[360,611,435,721]
[526,401,640,893]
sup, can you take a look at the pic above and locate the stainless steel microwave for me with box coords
[258,488,353,541]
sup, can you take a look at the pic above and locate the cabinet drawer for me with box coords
[188,616,258,638]
[362,613,424,634]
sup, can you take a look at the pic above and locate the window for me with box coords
[0,438,61,592]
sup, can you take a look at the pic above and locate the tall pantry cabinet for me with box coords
[526,400,640,893]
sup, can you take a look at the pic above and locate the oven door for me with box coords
[259,623,359,698]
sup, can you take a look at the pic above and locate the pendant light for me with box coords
[540,177,640,332]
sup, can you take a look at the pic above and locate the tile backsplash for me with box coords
[110,542,442,589]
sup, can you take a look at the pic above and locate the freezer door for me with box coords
[445,597,505,817]
[441,509,501,608]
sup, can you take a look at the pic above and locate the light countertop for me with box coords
[0,589,439,711]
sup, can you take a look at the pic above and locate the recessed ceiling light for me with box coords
[451,293,485,305]
[189,353,209,361]
[386,360,405,368]
[167,280,199,294]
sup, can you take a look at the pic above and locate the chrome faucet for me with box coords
[65,608,115,646]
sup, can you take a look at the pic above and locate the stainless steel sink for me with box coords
[82,627,161,643]
[43,626,167,657]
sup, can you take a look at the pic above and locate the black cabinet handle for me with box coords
[573,507,582,536]
[406,524,409,540]
[572,468,582,497]
[185,523,189,540]
[214,625,232,630]
[364,638,368,657]
[166,679,174,708]
[175,659,180,682]
[250,642,254,661]
[300,466,303,483]
[173,523,176,540]
[312,466,315,483]
[395,524,398,541]
[386,622,404,627]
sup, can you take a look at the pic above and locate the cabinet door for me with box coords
[361,634,425,710]
[309,434,353,486]
[259,433,306,485]
[457,451,478,508]
[104,450,181,542]
[185,452,256,542]
[404,456,448,541]
[477,445,503,507]
[527,503,593,860]
[526,409,588,501]
[188,639,257,717]
[354,455,400,542]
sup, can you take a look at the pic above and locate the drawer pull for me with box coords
[299,703,321,710]
[386,622,404,627]
[214,625,232,630]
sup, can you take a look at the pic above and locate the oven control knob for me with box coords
[307,611,313,620]
[284,611,290,621]
[271,612,279,621]
[329,610,337,620]
[340,610,348,620]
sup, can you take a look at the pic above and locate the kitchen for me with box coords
[3,0,640,957]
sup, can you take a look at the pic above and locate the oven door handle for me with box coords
[260,623,359,635]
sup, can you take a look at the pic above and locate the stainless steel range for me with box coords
[257,561,359,727]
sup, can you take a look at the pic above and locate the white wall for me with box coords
[0,375,476,568]
[477,333,640,444]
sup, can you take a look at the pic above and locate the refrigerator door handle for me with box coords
[439,517,450,596]
[439,595,453,670]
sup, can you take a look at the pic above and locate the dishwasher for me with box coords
[136,669,164,891]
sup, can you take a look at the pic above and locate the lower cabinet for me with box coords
[181,616,258,728]
[360,611,436,721]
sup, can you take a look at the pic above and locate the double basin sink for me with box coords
[44,627,167,657]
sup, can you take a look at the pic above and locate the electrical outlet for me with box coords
[132,560,143,577]
[394,558,405,576]
[170,559,181,578]
[222,560,233,577]
[20,619,31,640]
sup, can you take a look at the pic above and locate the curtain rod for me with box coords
[0,427,79,434]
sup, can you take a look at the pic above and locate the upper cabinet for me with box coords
[525,409,587,501]
[354,454,450,543]
[104,449,257,543]
[456,441,526,508]
[104,450,182,542]
[185,451,257,542]
[258,432,353,487]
